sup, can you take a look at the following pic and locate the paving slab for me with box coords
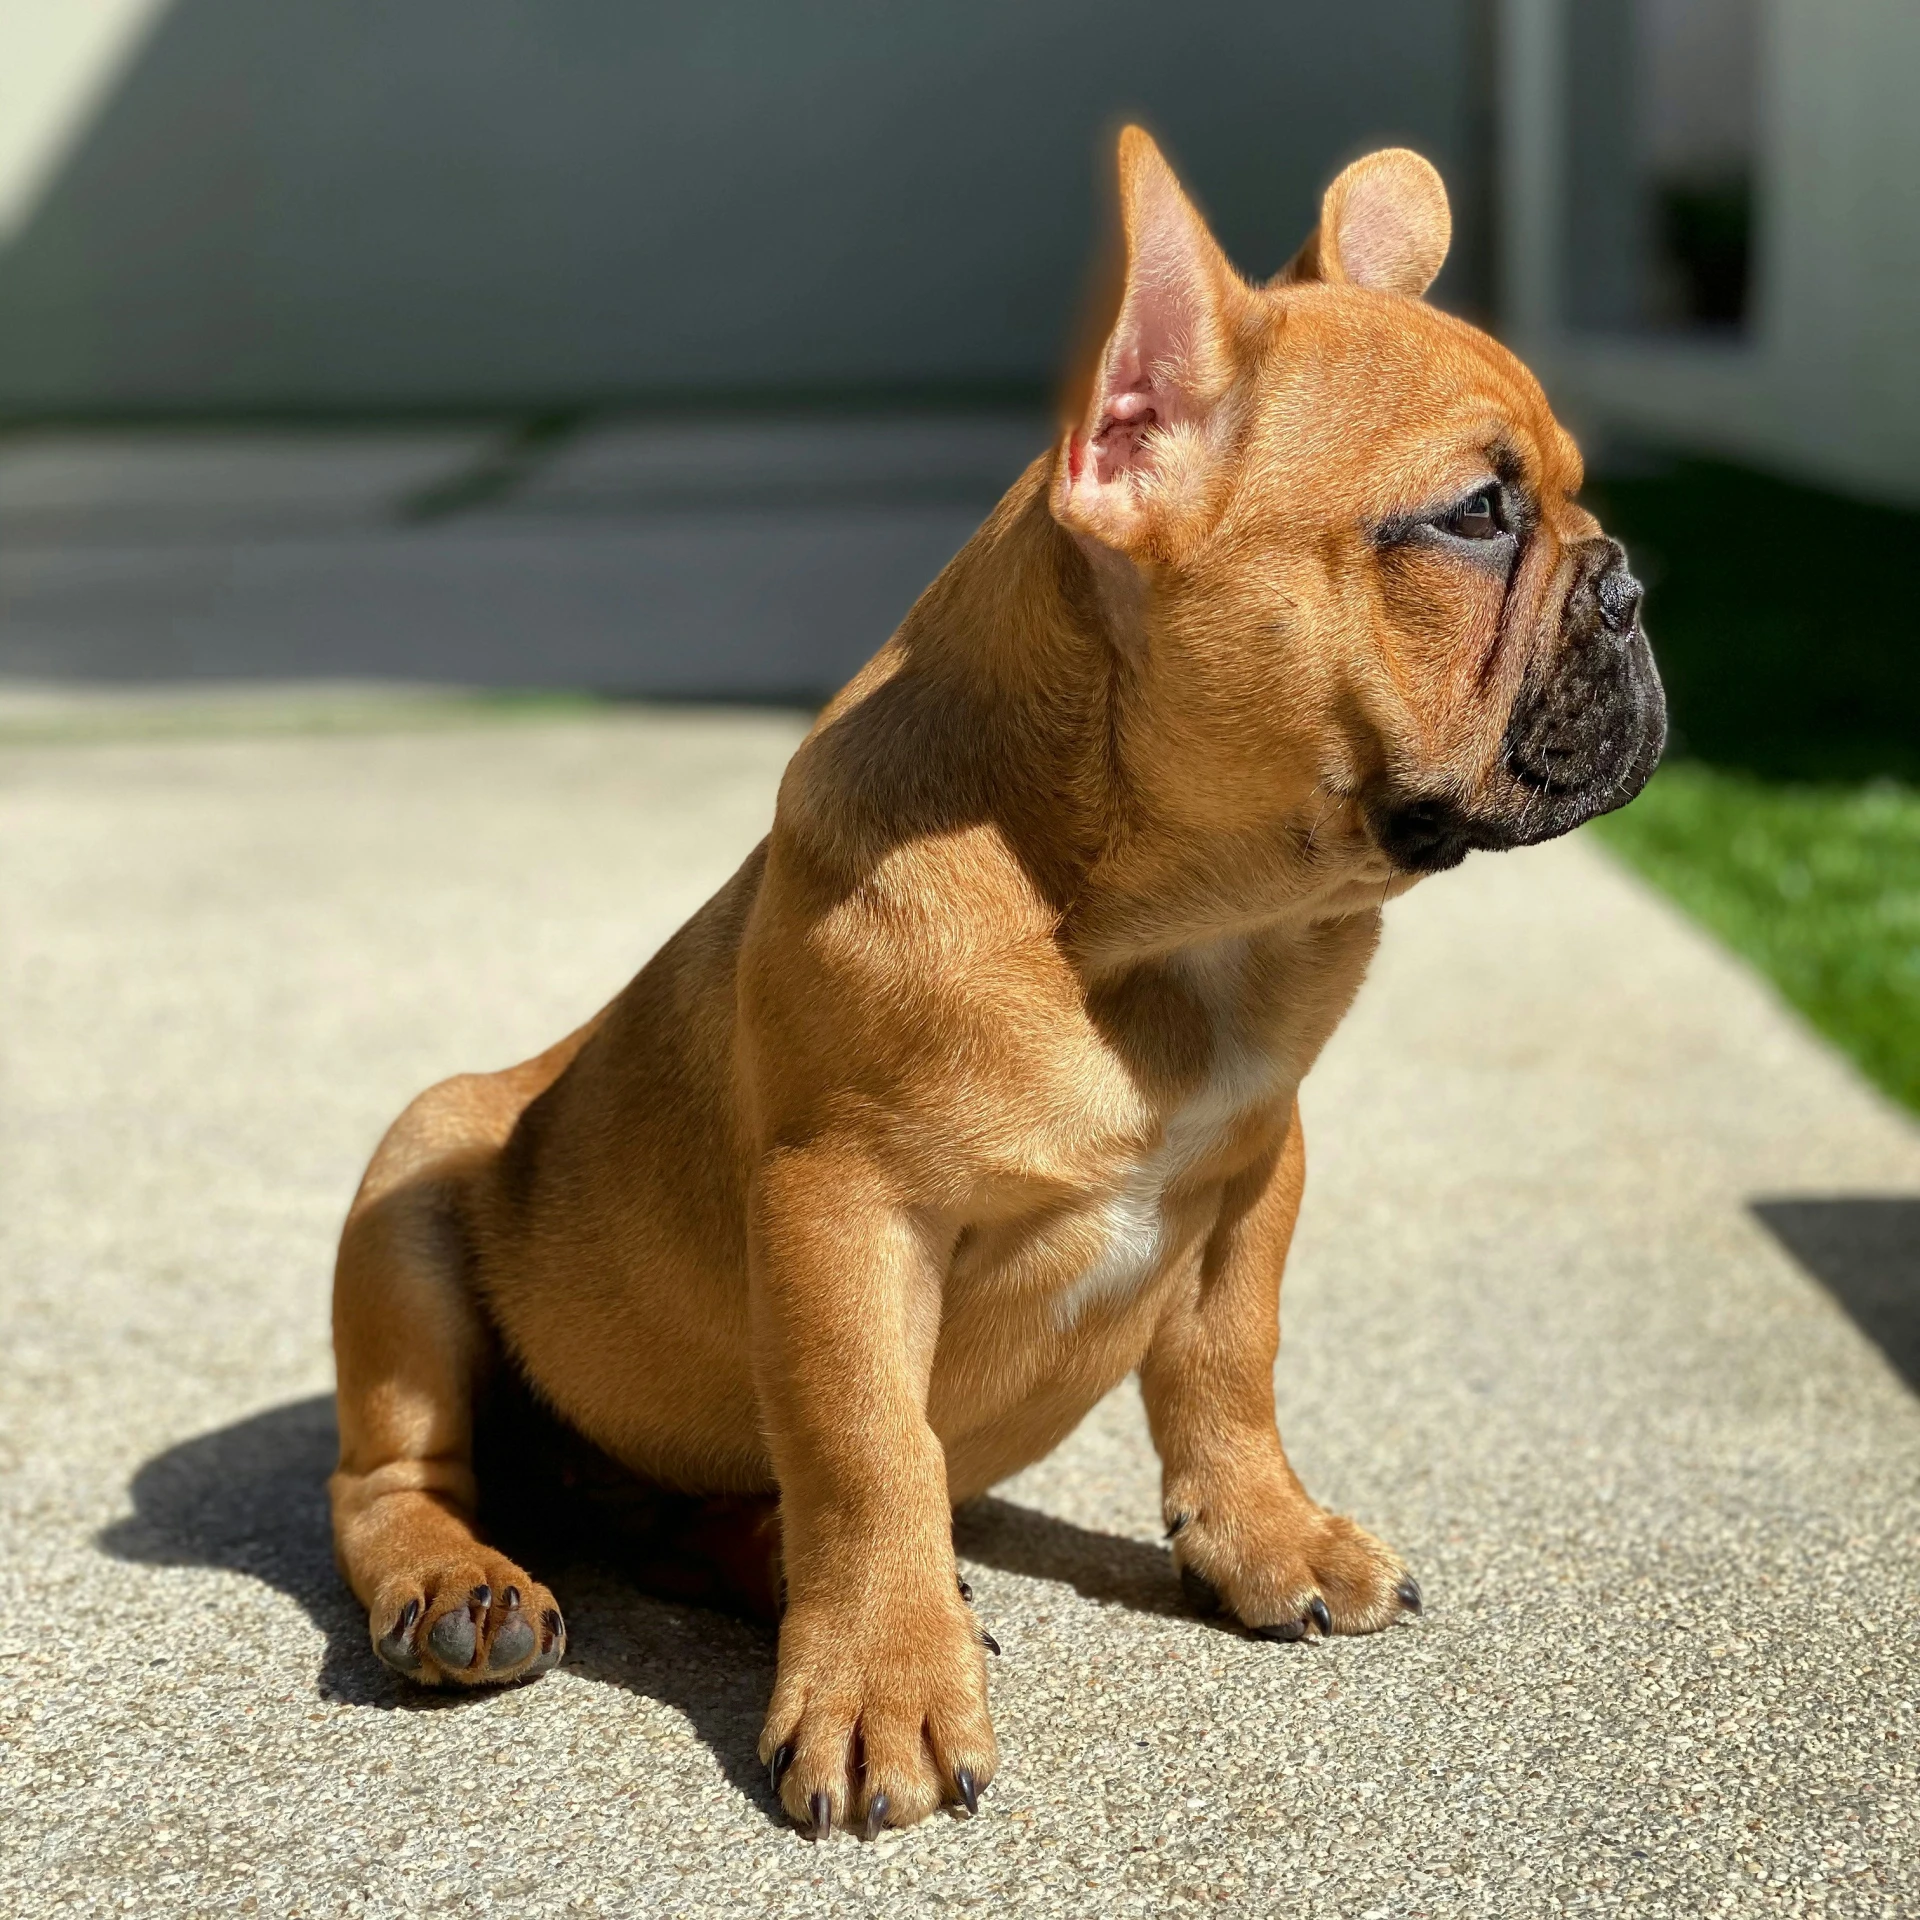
[1,707,1916,1918]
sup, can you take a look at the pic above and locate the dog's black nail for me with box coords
[1254,1617,1310,1643]
[809,1790,832,1840]
[1166,1512,1191,1538]
[396,1597,421,1634]
[980,1630,1001,1656]
[488,1613,537,1671]
[955,1767,979,1816]
[427,1608,477,1669]
[863,1792,891,1840]
[1308,1597,1332,1637]
[542,1607,563,1637]
[468,1584,491,1609]
[957,1578,973,1603]
[769,1743,794,1795]
[1180,1565,1221,1616]
[503,1586,521,1610]
[1396,1575,1423,1614]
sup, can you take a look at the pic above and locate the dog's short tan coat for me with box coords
[329,131,1663,1836]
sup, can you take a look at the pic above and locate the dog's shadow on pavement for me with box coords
[94,1394,785,1815]
[96,1394,1183,1822]
[955,1496,1187,1619]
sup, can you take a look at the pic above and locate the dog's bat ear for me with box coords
[1272,148,1451,297]
[1052,126,1246,553]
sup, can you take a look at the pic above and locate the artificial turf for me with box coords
[1579,459,1920,1114]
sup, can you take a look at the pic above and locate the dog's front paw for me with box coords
[1168,1479,1420,1642]
[759,1588,998,1837]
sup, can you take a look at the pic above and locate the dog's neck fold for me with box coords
[889,462,1395,984]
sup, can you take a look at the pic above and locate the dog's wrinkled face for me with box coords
[1052,133,1666,891]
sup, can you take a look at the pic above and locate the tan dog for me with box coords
[328,130,1663,1838]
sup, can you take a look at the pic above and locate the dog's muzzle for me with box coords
[1503,537,1664,809]
[1370,537,1667,875]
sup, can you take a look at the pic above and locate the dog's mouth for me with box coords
[1365,792,1509,874]
[1368,621,1667,876]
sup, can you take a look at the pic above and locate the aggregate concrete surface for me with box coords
[2,704,1916,1918]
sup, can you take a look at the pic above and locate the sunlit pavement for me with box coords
[3,700,1917,1917]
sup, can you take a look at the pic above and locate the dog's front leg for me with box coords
[749,1146,995,1837]
[1139,1105,1422,1641]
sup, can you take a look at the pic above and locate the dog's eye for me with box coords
[1446,488,1502,540]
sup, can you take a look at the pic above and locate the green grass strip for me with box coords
[1593,763,1920,1113]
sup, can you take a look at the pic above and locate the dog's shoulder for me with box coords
[756,636,1081,965]
[754,799,1068,1008]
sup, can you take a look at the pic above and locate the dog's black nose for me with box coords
[1596,562,1644,635]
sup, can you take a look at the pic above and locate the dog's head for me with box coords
[1051,130,1665,888]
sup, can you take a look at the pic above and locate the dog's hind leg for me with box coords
[328,1074,565,1687]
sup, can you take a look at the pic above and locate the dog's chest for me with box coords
[1054,942,1281,1324]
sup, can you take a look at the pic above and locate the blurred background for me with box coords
[1,0,1916,1112]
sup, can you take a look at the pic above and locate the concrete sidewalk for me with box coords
[1,705,1916,1918]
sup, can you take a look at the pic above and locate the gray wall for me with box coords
[0,1,1488,416]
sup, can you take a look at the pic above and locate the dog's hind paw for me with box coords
[369,1558,565,1686]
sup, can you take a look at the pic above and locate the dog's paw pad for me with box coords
[369,1561,563,1687]
[376,1596,425,1675]
[427,1604,478,1670]
[527,1608,566,1676]
[1251,1612,1314,1643]
[487,1589,538,1671]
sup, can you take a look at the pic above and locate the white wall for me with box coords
[0,1,169,241]
[1500,0,1920,505]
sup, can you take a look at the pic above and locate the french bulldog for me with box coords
[328,128,1664,1838]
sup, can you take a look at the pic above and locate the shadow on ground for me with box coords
[93,1394,784,1816]
[1753,1196,1920,1391]
[95,1394,1188,1818]
[955,1497,1185,1619]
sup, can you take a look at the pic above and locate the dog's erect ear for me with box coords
[1052,126,1244,554]
[1273,148,1451,297]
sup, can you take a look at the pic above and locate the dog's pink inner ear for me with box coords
[1085,241,1197,485]
[1060,127,1237,522]
[1284,149,1452,298]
